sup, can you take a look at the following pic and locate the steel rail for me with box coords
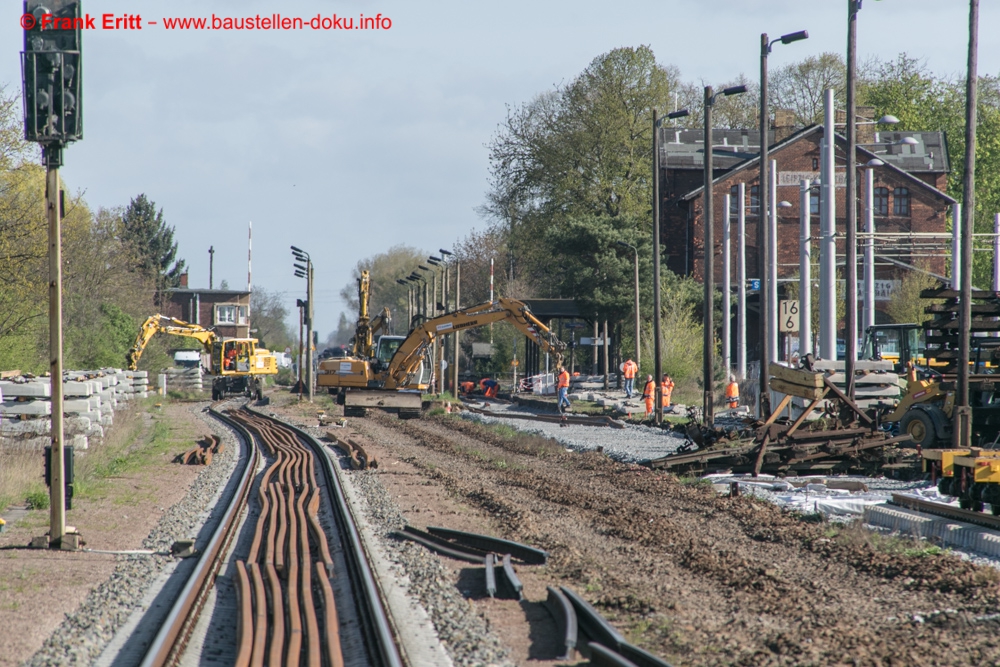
[139,402,259,667]
[889,493,1000,530]
[244,405,404,667]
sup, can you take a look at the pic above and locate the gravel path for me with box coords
[462,402,687,464]
[26,401,240,667]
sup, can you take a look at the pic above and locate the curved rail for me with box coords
[139,402,259,667]
[243,405,404,667]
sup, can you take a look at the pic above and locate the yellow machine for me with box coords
[126,314,278,400]
[318,297,566,417]
[925,448,1000,513]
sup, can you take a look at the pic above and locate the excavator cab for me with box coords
[374,336,405,372]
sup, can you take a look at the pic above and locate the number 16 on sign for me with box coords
[779,300,799,333]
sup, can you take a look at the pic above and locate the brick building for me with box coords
[160,273,252,339]
[659,123,954,356]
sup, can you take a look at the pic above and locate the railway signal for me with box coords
[21,0,84,550]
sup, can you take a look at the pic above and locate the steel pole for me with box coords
[758,33,771,415]
[957,0,979,448]
[45,149,65,546]
[723,194,731,375]
[845,0,859,391]
[737,183,747,379]
[453,262,461,395]
[800,180,812,357]
[703,86,716,426]
[864,167,876,334]
[652,109,663,423]
[993,213,1000,291]
[952,203,962,290]
[633,248,640,368]
[820,89,837,360]
[768,160,779,366]
[298,305,304,400]
[307,261,314,402]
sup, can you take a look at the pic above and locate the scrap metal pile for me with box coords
[646,359,915,476]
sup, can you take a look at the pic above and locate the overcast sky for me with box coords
[2,0,996,340]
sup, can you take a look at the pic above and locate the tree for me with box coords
[335,245,427,340]
[120,194,186,290]
[250,288,293,352]
[771,53,846,126]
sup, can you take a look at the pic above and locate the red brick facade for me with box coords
[663,127,955,295]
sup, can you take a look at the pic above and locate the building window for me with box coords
[812,157,819,170]
[749,185,760,216]
[810,190,819,215]
[893,187,910,216]
[873,187,889,216]
[215,304,248,325]
[729,186,739,215]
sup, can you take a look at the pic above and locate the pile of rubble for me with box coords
[0,370,150,452]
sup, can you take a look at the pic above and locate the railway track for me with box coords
[464,404,626,428]
[889,492,1000,531]
[138,401,402,667]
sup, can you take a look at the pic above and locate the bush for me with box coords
[25,488,49,510]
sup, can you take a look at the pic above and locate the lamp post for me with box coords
[704,84,748,427]
[406,274,425,320]
[653,107,690,423]
[396,279,412,327]
[427,255,446,393]
[760,28,809,415]
[616,241,640,368]
[291,246,314,402]
[799,180,820,358]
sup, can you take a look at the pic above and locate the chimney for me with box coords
[772,109,796,143]
[179,272,189,288]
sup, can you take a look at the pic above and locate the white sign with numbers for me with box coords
[779,300,800,332]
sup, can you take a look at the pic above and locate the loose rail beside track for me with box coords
[889,492,1000,531]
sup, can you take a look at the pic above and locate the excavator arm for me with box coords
[382,297,565,390]
[126,315,217,371]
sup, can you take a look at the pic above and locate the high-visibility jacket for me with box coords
[641,380,655,399]
[557,370,570,389]
[725,382,740,399]
[662,378,674,395]
[623,360,637,379]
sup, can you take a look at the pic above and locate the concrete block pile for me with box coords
[0,369,149,452]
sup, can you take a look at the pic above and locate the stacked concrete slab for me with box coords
[0,369,148,452]
[164,367,203,392]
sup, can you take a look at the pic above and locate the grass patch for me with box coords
[0,449,46,510]
[24,488,49,510]
[678,476,713,488]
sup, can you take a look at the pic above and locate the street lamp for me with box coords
[440,249,460,393]
[704,84,747,427]
[291,246,314,402]
[760,28,808,416]
[862,158,885,338]
[616,240,641,369]
[653,106,690,424]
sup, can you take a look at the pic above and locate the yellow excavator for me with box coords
[126,315,278,400]
[318,297,565,417]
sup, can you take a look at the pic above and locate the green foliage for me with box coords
[120,194,186,291]
[885,265,941,325]
[250,287,293,352]
[25,488,49,510]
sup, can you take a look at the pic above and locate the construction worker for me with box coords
[557,366,571,413]
[482,378,499,399]
[225,344,237,371]
[725,375,740,409]
[661,374,675,409]
[622,358,638,398]
[460,380,475,396]
[641,374,655,418]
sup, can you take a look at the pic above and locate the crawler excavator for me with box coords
[318,297,566,418]
[126,315,278,400]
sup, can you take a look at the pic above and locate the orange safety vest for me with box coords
[623,360,637,379]
[642,380,655,399]
[725,382,739,399]
[662,378,674,395]
[557,370,570,389]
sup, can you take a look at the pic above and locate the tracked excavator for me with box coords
[318,297,566,418]
[126,315,278,400]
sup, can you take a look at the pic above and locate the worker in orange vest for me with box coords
[641,374,655,418]
[622,358,638,398]
[557,366,571,413]
[725,375,740,409]
[661,374,675,409]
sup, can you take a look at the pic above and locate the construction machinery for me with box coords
[318,297,566,418]
[126,315,278,400]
